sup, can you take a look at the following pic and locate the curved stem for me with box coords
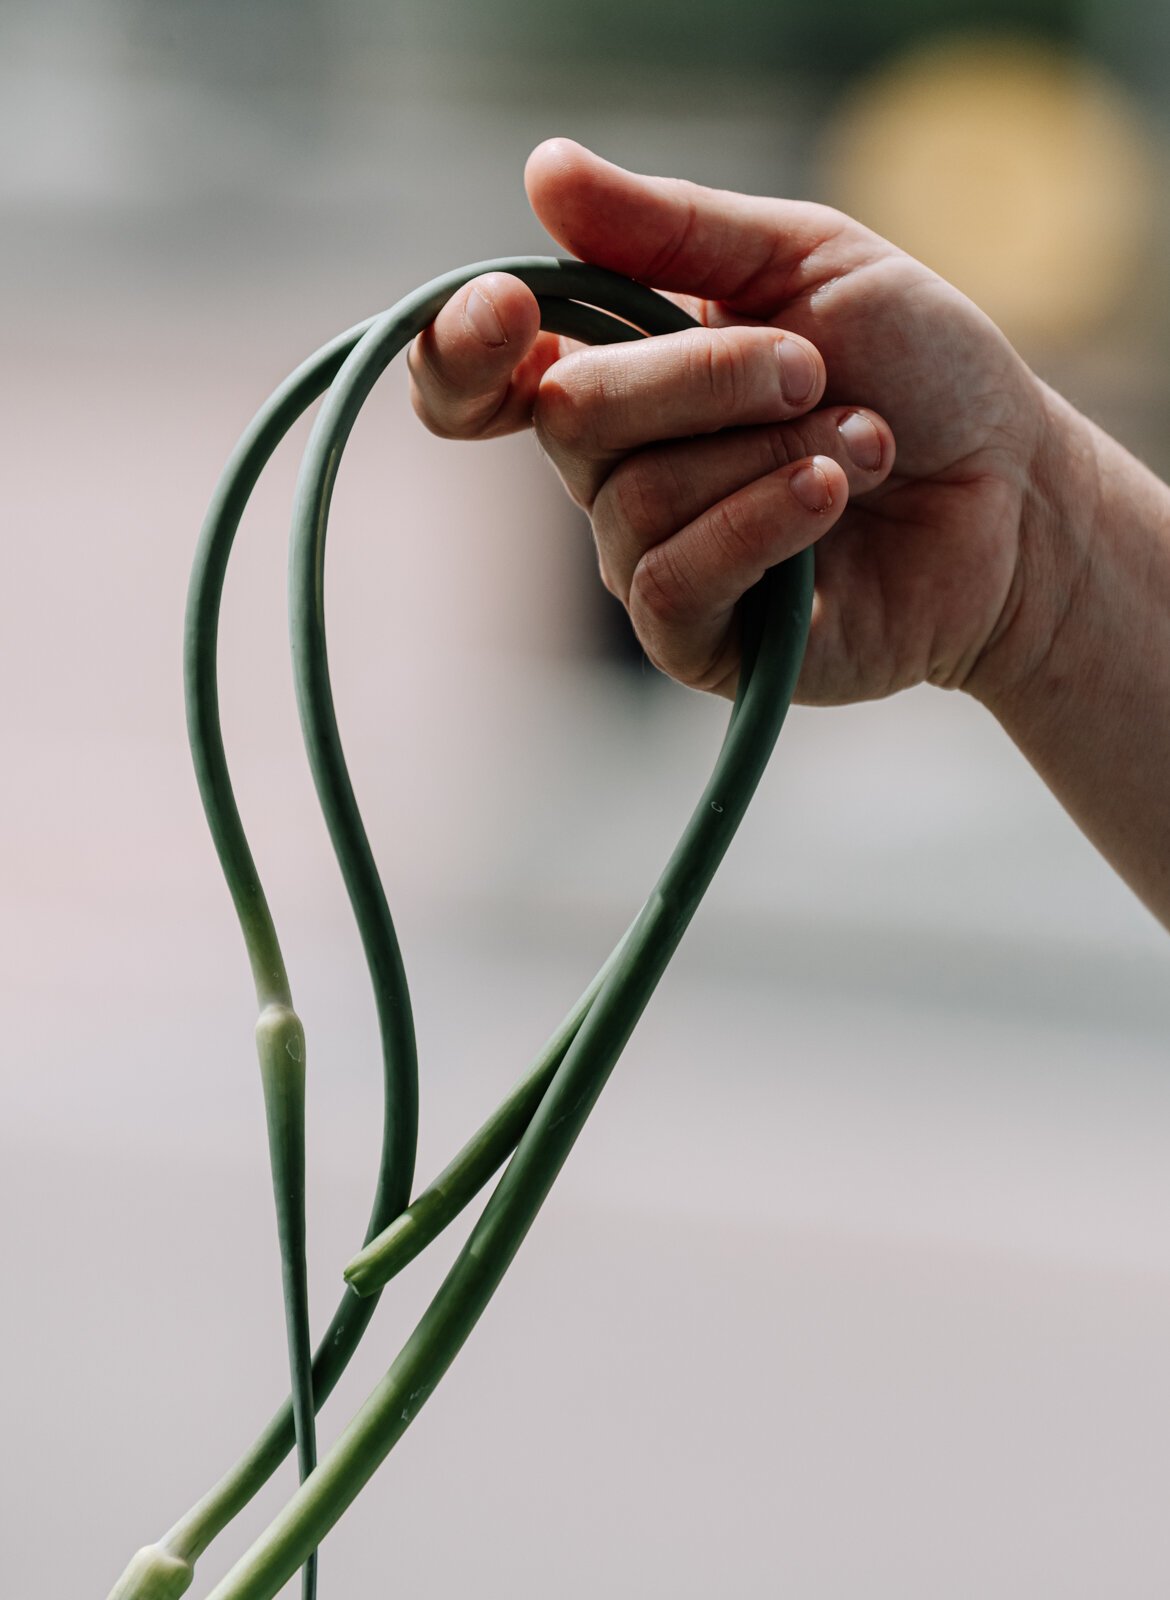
[109,259,810,1600]
[344,923,632,1295]
[129,319,399,1584]
[180,326,393,1598]
[189,260,806,1598]
[110,268,674,1596]
[205,549,813,1600]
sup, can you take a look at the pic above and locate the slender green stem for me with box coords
[344,924,633,1295]
[109,260,811,1600]
[181,326,400,1600]
[205,548,813,1600]
[109,270,667,1600]
[192,258,809,1599]
[108,320,412,1599]
[255,1005,316,1600]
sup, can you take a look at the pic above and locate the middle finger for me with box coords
[533,324,825,507]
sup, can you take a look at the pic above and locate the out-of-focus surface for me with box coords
[3,5,1170,1596]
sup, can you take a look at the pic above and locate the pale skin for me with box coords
[410,138,1170,927]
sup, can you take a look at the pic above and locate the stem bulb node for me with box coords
[255,1004,306,1078]
[106,1544,195,1600]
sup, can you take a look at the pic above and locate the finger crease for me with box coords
[643,192,699,285]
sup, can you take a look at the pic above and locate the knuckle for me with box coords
[534,359,595,453]
[704,494,758,564]
[534,386,584,457]
[695,329,746,416]
[599,456,666,545]
[631,543,696,629]
[762,422,811,472]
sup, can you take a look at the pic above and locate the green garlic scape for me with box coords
[106,258,813,1600]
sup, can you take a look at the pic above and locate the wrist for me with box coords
[962,378,1170,923]
[963,378,1103,723]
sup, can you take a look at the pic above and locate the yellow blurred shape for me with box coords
[820,34,1155,344]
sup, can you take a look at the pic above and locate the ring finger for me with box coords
[593,405,894,604]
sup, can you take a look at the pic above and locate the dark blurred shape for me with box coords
[1084,0,1170,101]
[444,0,1079,81]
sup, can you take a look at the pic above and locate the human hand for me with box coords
[410,139,1076,707]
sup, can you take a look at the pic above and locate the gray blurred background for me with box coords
[4,2,1170,1595]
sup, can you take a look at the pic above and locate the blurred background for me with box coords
[4,2,1170,1595]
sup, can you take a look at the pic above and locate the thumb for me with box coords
[524,138,861,317]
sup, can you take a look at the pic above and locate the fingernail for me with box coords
[465,286,507,347]
[838,410,883,470]
[790,458,834,513]
[776,337,817,405]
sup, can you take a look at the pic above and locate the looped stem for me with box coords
[108,259,811,1600]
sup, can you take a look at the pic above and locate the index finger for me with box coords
[408,271,566,440]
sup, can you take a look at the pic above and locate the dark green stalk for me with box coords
[279,269,684,1325]
[204,546,812,1600]
[108,268,657,1600]
[344,925,632,1295]
[189,265,809,1599]
[108,260,811,1600]
[109,318,411,1600]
